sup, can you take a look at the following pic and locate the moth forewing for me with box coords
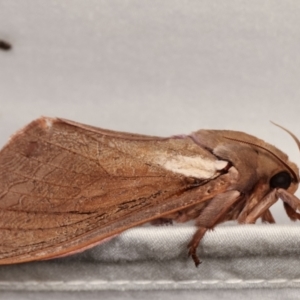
[0,117,232,264]
[0,117,299,266]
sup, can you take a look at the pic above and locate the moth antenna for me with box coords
[270,121,300,152]
[223,136,299,183]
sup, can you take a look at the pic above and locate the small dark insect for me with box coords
[0,40,12,51]
[0,117,299,266]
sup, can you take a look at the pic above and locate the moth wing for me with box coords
[0,117,228,264]
[59,117,164,140]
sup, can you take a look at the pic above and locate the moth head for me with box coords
[223,125,300,224]
[268,122,300,194]
[262,150,299,196]
[223,126,299,195]
[256,143,299,196]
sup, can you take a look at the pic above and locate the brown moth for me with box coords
[0,117,300,266]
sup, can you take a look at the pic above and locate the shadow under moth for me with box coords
[0,117,300,266]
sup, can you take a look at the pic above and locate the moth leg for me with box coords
[240,190,278,224]
[277,188,300,220]
[187,227,207,267]
[188,190,241,267]
[276,188,300,212]
[261,209,275,224]
[283,203,300,221]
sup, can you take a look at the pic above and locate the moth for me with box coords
[0,117,299,266]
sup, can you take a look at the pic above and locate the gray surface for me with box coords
[1,1,300,299]
[1,226,300,291]
[1,290,300,300]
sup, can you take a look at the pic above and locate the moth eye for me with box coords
[270,171,292,189]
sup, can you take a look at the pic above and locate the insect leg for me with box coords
[277,188,300,220]
[240,190,278,224]
[187,227,207,267]
[188,190,241,266]
[276,188,300,212]
[283,202,300,221]
[260,209,276,223]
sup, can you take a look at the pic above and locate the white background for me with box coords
[1,0,300,223]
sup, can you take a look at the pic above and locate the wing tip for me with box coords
[1,117,58,151]
[14,116,57,135]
